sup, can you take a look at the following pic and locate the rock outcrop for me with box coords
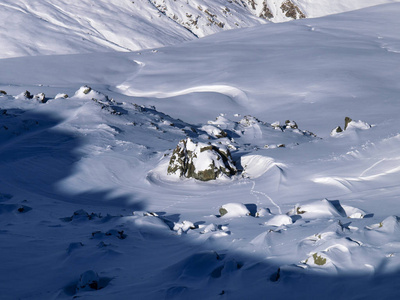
[167,138,237,181]
[331,117,371,136]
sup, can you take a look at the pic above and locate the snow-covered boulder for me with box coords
[331,117,371,136]
[200,124,227,138]
[55,93,68,99]
[77,270,100,291]
[289,199,347,219]
[265,214,293,226]
[173,220,196,235]
[34,93,46,103]
[256,207,272,217]
[167,138,237,181]
[241,155,285,179]
[219,203,250,218]
[73,85,109,102]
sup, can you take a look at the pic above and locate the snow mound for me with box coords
[241,155,285,179]
[331,117,371,136]
[367,216,400,233]
[173,220,196,235]
[73,86,108,101]
[289,199,347,219]
[265,214,293,226]
[342,205,370,219]
[77,270,100,291]
[256,207,272,217]
[219,203,250,218]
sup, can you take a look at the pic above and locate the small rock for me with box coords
[285,120,298,129]
[24,91,33,99]
[17,205,32,213]
[55,93,69,99]
[34,93,46,103]
[344,117,352,130]
[83,86,92,94]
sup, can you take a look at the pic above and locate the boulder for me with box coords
[344,117,352,130]
[219,203,250,218]
[285,120,298,129]
[167,138,236,181]
[24,90,33,99]
[34,93,46,103]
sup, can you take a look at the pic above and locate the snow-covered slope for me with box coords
[1,0,400,59]
[0,0,265,59]
[1,3,400,300]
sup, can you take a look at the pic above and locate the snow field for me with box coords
[1,3,400,299]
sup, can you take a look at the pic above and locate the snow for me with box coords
[219,203,251,218]
[264,214,293,226]
[1,2,400,299]
[2,0,400,59]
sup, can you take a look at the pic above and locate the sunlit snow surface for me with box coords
[1,3,400,299]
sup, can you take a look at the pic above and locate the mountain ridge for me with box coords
[1,0,399,59]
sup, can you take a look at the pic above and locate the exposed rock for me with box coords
[167,138,237,181]
[331,126,343,135]
[344,116,352,130]
[60,209,101,222]
[331,117,371,136]
[82,86,92,94]
[17,205,32,213]
[24,90,33,99]
[239,115,262,127]
[285,120,298,129]
[312,253,327,265]
[260,2,273,19]
[280,0,305,19]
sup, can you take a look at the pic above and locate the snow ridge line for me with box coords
[250,180,282,214]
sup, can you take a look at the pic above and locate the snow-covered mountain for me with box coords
[1,2,400,298]
[1,0,399,59]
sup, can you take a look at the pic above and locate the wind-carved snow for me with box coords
[2,3,400,299]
